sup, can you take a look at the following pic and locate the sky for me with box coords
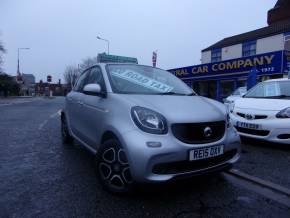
[0,0,277,83]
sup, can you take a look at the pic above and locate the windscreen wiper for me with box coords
[161,92,189,96]
[264,95,290,99]
[186,92,196,96]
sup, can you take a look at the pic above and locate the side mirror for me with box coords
[83,84,106,97]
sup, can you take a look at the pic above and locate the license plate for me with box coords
[236,121,260,130]
[189,145,224,161]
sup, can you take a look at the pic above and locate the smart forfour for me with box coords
[61,63,241,193]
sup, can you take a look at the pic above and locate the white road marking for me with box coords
[38,119,48,130]
[49,110,61,119]
[38,110,61,130]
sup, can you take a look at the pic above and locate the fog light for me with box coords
[146,142,162,148]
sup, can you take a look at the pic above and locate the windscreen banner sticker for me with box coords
[111,69,173,92]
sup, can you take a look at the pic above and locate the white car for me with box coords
[224,87,247,105]
[230,78,290,144]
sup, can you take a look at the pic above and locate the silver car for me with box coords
[61,63,241,193]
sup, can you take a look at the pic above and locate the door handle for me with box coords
[78,101,84,106]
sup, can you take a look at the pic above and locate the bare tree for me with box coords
[63,56,98,90]
[63,65,80,90]
[0,40,6,73]
[79,56,98,72]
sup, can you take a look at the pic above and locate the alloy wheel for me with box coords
[98,146,133,190]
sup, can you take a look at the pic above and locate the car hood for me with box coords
[235,98,290,111]
[117,94,226,123]
[226,95,241,102]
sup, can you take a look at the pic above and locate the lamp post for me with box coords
[97,36,110,55]
[17,47,30,76]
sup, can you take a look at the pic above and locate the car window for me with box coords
[85,66,106,90]
[232,89,240,96]
[74,70,90,92]
[245,81,290,98]
[106,64,193,95]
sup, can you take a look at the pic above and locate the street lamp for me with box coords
[17,47,30,75]
[97,36,110,55]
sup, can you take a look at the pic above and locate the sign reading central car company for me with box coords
[169,51,284,79]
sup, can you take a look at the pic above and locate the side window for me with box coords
[86,67,106,90]
[74,70,90,92]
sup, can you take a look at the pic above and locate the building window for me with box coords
[211,49,222,63]
[242,41,256,57]
[284,32,290,51]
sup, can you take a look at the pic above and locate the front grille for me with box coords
[237,112,246,118]
[171,121,225,144]
[235,126,270,136]
[277,134,290,139]
[152,149,237,175]
[237,112,267,120]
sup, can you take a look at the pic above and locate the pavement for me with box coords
[0,96,39,106]
[0,97,289,217]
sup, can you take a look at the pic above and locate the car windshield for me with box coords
[244,80,290,99]
[106,64,195,95]
[233,87,247,96]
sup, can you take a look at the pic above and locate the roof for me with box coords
[202,20,290,52]
[264,78,289,82]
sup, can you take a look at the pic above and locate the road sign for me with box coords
[97,53,138,64]
[47,75,52,82]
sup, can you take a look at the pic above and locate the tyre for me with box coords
[61,115,74,144]
[95,139,135,194]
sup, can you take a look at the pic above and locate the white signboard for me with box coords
[111,69,173,93]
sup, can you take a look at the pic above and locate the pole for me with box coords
[97,36,110,55]
[17,48,20,75]
[107,40,110,55]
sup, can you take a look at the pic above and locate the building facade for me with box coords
[169,0,290,101]
[35,81,68,96]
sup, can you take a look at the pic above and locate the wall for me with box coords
[256,34,284,54]
[201,50,211,64]
[222,44,242,61]
[201,33,284,64]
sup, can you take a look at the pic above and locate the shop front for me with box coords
[169,50,289,101]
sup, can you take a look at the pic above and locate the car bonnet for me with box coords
[117,94,226,123]
[235,98,290,111]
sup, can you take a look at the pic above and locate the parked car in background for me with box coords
[224,87,247,106]
[230,78,290,144]
[61,63,241,193]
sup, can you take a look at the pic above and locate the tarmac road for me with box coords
[0,97,289,217]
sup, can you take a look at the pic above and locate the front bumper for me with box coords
[230,113,290,144]
[119,127,241,183]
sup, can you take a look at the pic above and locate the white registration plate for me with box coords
[189,145,224,161]
[236,121,260,130]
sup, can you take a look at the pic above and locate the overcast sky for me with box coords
[0,0,277,83]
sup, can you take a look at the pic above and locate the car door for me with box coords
[78,66,107,149]
[67,69,90,138]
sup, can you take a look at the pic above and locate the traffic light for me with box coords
[47,75,52,82]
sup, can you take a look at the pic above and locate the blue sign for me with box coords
[284,50,290,78]
[247,67,258,90]
[169,51,284,80]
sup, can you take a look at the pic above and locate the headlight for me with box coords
[226,113,231,128]
[229,102,235,113]
[131,106,168,134]
[276,107,290,118]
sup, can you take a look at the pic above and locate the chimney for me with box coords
[268,0,290,25]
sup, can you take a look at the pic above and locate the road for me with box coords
[0,97,289,217]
